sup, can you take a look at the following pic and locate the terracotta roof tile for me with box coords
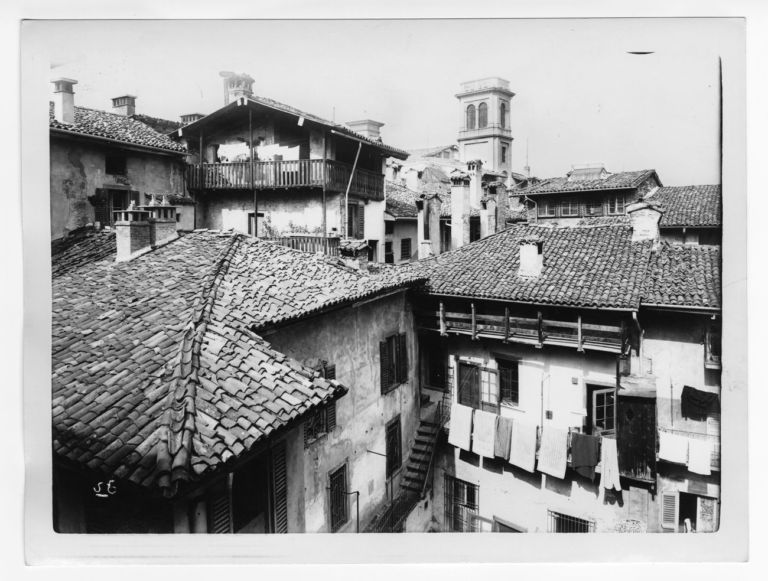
[523,169,657,196]
[385,181,419,218]
[649,185,721,228]
[642,243,721,308]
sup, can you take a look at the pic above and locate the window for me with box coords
[457,362,498,412]
[587,385,616,436]
[478,102,488,128]
[380,333,408,393]
[91,188,139,227]
[424,342,447,390]
[501,145,507,164]
[537,200,557,218]
[105,154,127,176]
[608,194,626,215]
[560,198,579,217]
[400,238,412,261]
[466,104,476,130]
[384,241,394,264]
[444,475,479,532]
[347,202,365,239]
[584,198,604,216]
[469,217,481,242]
[329,464,348,532]
[705,324,722,369]
[500,102,507,128]
[498,359,519,406]
[385,416,402,478]
[385,220,395,235]
[547,510,595,533]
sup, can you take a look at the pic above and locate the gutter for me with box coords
[641,303,721,314]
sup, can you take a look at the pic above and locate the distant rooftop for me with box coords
[457,77,514,96]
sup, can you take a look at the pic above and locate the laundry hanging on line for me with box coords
[536,426,569,479]
[447,403,473,452]
[494,416,514,460]
[471,409,498,458]
[681,385,720,421]
[570,432,601,481]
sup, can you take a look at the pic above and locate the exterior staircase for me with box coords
[400,419,441,494]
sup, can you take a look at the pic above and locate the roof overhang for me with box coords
[50,128,188,157]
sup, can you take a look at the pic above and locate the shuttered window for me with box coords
[380,333,408,394]
[384,241,394,264]
[385,415,402,478]
[271,442,288,533]
[207,477,233,534]
[329,464,348,532]
[660,491,680,531]
[358,202,365,239]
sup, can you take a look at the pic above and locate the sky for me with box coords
[41,18,742,186]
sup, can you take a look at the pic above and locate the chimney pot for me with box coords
[345,119,385,141]
[626,201,663,243]
[180,113,205,125]
[115,208,152,261]
[518,236,544,277]
[52,78,77,124]
[112,95,137,116]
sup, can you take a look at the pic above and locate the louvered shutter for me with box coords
[272,441,288,533]
[324,364,336,380]
[380,340,391,393]
[207,477,232,534]
[660,491,679,531]
[326,401,336,431]
[358,202,365,239]
[396,333,408,384]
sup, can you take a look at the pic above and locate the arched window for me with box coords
[478,102,488,128]
[466,104,476,130]
[500,102,507,128]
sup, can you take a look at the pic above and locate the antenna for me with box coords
[524,138,531,178]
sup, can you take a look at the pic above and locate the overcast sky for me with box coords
[42,19,741,186]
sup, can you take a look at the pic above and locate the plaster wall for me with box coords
[390,219,418,264]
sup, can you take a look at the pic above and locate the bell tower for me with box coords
[456,77,515,176]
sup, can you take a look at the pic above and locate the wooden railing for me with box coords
[416,306,625,353]
[186,159,384,200]
[262,235,340,256]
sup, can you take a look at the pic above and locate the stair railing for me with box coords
[420,398,445,500]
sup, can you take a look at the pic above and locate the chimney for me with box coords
[518,236,544,277]
[221,72,254,105]
[416,188,443,258]
[143,195,180,248]
[52,78,77,124]
[115,204,152,262]
[345,119,385,141]
[467,159,484,207]
[626,200,663,243]
[450,171,471,250]
[112,95,137,116]
[181,113,205,125]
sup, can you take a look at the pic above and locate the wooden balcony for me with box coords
[186,159,384,200]
[262,235,340,257]
[416,306,627,353]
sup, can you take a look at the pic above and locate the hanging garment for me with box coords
[571,432,601,481]
[494,416,514,460]
[472,409,498,458]
[681,385,720,421]
[658,431,689,464]
[687,437,713,476]
[599,436,623,491]
[536,426,569,479]
[509,420,538,473]
[447,403,474,451]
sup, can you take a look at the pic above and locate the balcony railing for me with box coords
[186,159,384,200]
[416,306,626,353]
[262,235,340,256]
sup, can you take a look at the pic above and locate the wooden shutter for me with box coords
[207,477,232,534]
[396,333,408,384]
[358,202,365,239]
[660,491,679,531]
[380,340,391,393]
[271,441,288,533]
[324,364,336,380]
[326,401,336,431]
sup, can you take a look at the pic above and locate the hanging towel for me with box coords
[536,427,569,479]
[509,420,538,473]
[571,432,601,481]
[687,437,713,476]
[447,403,473,451]
[599,436,622,491]
[472,410,498,458]
[658,431,689,464]
[494,416,514,459]
[681,386,720,420]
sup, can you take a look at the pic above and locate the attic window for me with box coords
[608,194,626,215]
[105,154,127,176]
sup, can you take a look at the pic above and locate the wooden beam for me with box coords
[537,311,543,348]
[471,302,477,341]
[503,306,510,343]
[439,301,447,336]
[577,314,584,352]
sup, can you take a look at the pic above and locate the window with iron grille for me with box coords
[607,194,626,215]
[498,359,519,406]
[560,198,579,217]
[400,238,412,261]
[380,333,408,394]
[547,510,595,533]
[385,415,402,478]
[384,241,394,264]
[329,464,348,532]
[444,475,479,532]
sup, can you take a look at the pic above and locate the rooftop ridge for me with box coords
[157,234,243,495]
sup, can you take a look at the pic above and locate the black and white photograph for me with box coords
[14,7,753,569]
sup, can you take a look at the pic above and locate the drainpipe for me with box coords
[344,141,362,238]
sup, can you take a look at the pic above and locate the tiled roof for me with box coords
[642,243,721,308]
[130,114,183,135]
[50,103,187,153]
[385,181,418,218]
[649,185,721,228]
[51,230,116,278]
[407,144,458,158]
[523,169,657,196]
[405,223,653,309]
[52,231,422,493]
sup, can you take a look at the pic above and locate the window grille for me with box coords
[400,238,412,261]
[444,475,479,532]
[547,510,595,533]
[385,416,402,478]
[329,465,348,532]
